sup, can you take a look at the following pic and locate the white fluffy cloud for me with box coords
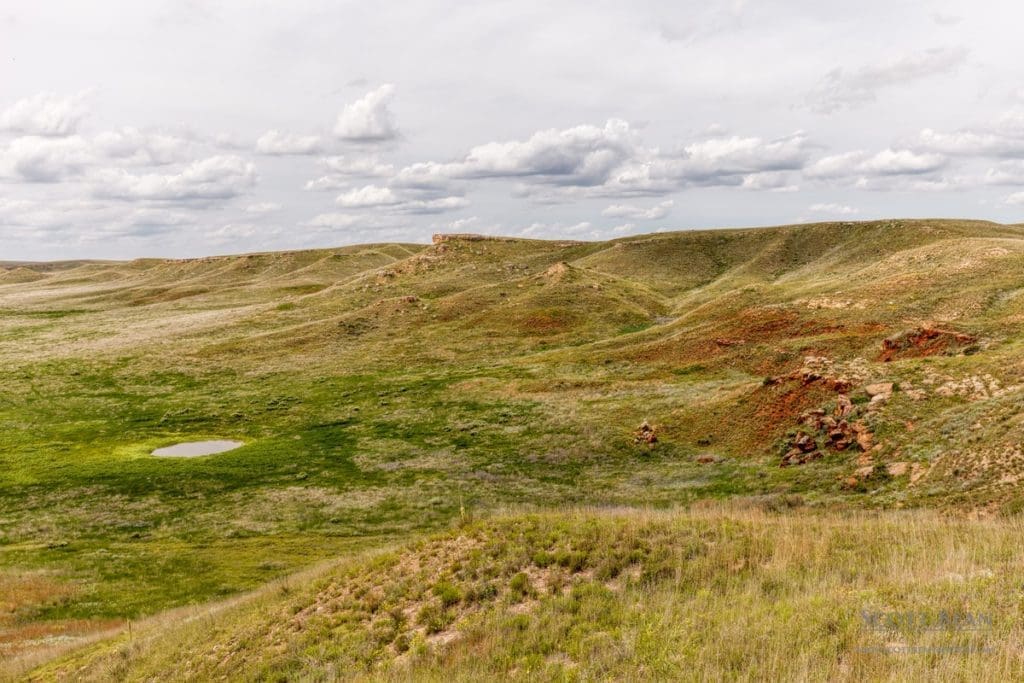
[674,134,809,179]
[914,128,1014,156]
[0,91,90,137]
[335,185,402,208]
[0,197,193,240]
[809,202,859,215]
[451,119,635,185]
[94,128,195,165]
[255,129,324,155]
[390,124,809,201]
[388,120,640,194]
[1,128,207,183]
[602,200,673,220]
[741,171,799,191]
[334,85,398,142]
[585,132,810,197]
[93,155,257,201]
[0,135,94,182]
[806,149,946,180]
[334,184,466,214]
[913,112,1024,158]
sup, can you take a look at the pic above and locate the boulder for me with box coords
[887,462,909,477]
[633,420,657,447]
[834,394,854,418]
[865,382,893,397]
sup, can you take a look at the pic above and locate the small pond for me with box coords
[151,440,244,458]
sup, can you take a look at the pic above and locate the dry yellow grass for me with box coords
[22,505,1024,681]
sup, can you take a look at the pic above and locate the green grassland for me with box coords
[5,219,1024,677]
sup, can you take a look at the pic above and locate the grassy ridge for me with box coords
[26,506,1024,681]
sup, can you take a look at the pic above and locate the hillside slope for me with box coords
[5,218,1024,671]
[29,507,1024,682]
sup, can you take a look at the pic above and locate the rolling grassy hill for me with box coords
[27,507,1024,681]
[4,219,1024,678]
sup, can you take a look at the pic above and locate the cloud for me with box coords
[304,155,395,190]
[1006,191,1024,206]
[391,161,462,191]
[304,213,411,238]
[320,155,394,176]
[243,202,281,213]
[391,123,809,202]
[0,135,94,182]
[983,161,1024,186]
[674,133,809,179]
[656,2,747,44]
[304,176,351,191]
[593,132,810,197]
[335,185,403,208]
[334,84,398,142]
[335,184,467,214]
[396,196,468,214]
[0,128,216,183]
[741,171,799,191]
[92,155,257,201]
[0,198,193,240]
[209,222,263,245]
[914,128,1013,156]
[602,200,673,220]
[807,47,968,113]
[452,119,636,185]
[805,149,946,179]
[858,149,947,175]
[808,202,859,215]
[0,91,90,137]
[307,213,365,229]
[390,120,640,194]
[94,127,195,165]
[913,113,1024,158]
[516,220,595,238]
[255,129,323,155]
[446,216,478,231]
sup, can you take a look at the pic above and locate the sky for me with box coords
[2,1,1024,260]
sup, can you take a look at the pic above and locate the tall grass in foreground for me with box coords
[22,504,1024,681]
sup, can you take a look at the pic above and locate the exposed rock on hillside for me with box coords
[879,326,977,362]
[633,420,657,447]
[781,393,876,467]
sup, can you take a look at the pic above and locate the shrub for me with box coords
[433,580,462,608]
[509,572,532,599]
[416,603,451,634]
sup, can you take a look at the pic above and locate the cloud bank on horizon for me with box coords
[1,0,1023,259]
